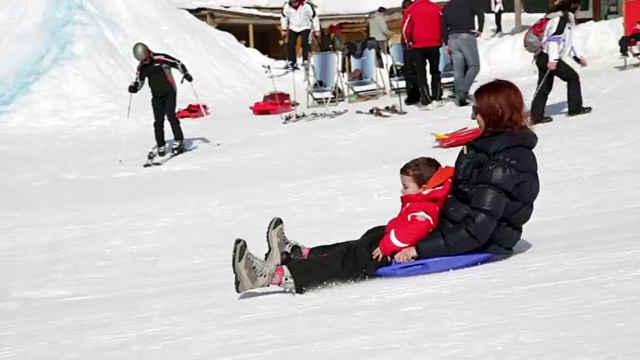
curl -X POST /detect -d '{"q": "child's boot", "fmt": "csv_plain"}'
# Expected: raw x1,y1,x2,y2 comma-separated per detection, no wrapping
264,217,307,265
232,239,276,293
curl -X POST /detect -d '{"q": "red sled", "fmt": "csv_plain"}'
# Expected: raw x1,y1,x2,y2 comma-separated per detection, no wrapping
250,91,296,115
433,127,481,148
176,103,209,119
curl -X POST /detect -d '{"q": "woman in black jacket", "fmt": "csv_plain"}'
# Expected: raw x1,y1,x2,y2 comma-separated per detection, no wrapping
410,78,540,260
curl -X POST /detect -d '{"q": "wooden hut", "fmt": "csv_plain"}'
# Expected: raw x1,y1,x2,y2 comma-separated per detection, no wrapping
181,1,409,60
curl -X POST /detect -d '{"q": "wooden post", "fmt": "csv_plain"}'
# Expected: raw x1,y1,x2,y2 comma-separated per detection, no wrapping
593,0,602,20
248,23,255,48
515,0,522,32
205,12,217,27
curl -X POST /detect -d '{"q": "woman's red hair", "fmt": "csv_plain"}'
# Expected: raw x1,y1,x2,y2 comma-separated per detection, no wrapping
473,79,530,134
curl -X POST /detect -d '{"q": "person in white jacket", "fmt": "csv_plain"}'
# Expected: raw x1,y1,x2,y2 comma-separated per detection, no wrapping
280,0,320,69
491,0,504,36
529,0,592,125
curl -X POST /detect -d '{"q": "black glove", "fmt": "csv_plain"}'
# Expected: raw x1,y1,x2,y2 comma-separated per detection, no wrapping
183,72,193,82
128,84,138,94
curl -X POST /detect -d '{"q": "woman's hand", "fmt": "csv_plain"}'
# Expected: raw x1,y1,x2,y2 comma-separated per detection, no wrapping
372,247,390,262
394,247,417,263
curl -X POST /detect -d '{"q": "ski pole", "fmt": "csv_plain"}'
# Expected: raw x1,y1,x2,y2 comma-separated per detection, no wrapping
189,82,208,118
532,69,551,100
127,93,132,119
120,93,133,164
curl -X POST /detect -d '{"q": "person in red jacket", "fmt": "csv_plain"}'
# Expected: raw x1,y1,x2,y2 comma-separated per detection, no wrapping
402,0,445,108
231,157,454,294
619,21,640,57
372,161,453,260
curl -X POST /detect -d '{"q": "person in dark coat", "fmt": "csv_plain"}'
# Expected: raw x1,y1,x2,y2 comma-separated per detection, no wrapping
397,79,540,260
128,42,192,156
334,79,539,262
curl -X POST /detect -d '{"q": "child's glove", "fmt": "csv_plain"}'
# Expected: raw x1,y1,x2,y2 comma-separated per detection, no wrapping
128,84,139,94
183,72,193,82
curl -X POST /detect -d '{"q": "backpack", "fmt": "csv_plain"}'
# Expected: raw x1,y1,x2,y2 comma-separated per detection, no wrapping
523,16,550,53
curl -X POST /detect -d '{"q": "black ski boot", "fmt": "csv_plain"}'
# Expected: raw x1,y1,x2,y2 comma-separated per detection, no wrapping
532,116,553,125
171,141,185,155
157,144,166,157
455,91,471,107
404,84,420,106
567,106,592,117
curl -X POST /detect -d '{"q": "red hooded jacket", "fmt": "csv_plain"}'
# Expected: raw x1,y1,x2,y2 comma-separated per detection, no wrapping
379,166,454,256
402,0,444,49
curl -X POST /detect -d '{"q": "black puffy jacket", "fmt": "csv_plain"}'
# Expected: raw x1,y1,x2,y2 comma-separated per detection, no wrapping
416,128,540,257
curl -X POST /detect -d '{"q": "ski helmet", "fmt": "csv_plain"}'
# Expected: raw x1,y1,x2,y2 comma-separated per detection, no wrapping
133,42,150,61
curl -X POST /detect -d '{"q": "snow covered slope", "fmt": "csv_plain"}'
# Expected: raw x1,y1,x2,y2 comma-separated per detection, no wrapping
2,8,640,360
0,0,271,128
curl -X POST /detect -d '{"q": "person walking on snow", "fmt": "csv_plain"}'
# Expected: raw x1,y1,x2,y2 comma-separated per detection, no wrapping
491,0,504,36
280,0,320,70
231,157,454,294
368,7,393,54
128,42,192,156
529,0,592,125
402,0,445,109
442,0,485,107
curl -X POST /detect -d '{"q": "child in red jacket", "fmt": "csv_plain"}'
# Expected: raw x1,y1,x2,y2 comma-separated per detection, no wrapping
231,157,454,294
372,158,453,261
619,21,640,57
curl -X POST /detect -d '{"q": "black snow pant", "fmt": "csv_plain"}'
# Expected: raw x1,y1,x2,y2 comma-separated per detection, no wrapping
403,46,420,102
530,52,583,122
152,91,184,147
495,10,503,33
285,225,389,293
619,33,640,56
287,29,311,66
414,46,443,103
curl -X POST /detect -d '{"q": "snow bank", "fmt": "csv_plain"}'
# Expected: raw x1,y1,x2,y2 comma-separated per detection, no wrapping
0,0,76,109
0,0,271,128
478,13,625,74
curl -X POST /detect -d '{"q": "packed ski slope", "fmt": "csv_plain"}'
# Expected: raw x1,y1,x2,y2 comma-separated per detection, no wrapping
2,1,640,358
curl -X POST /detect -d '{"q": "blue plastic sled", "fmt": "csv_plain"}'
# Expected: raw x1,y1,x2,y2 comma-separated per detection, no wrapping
373,253,494,277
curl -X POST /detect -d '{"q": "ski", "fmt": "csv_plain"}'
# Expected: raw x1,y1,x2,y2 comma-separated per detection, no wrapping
282,109,348,124
283,112,312,124
305,109,348,121
380,105,407,115
356,108,391,118
322,109,348,119
143,147,195,167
